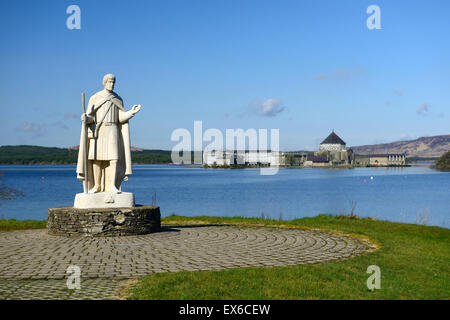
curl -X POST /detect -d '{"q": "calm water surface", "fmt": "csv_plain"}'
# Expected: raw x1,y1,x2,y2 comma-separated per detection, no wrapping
0,164,448,228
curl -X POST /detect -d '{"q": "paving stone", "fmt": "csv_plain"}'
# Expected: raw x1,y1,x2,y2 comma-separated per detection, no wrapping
0,225,371,299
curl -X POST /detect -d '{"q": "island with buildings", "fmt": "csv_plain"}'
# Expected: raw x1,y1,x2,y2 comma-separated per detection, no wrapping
203,131,407,168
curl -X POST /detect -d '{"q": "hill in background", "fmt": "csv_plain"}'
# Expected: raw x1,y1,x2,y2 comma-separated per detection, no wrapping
351,134,450,158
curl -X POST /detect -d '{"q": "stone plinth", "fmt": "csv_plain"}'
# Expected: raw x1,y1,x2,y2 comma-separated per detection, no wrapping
74,192,134,209
47,205,160,237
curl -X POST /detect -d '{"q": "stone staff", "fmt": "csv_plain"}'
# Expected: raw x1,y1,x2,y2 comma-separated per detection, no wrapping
82,92,88,194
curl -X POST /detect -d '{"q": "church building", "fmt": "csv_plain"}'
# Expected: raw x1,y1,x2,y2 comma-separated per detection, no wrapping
319,131,347,152
304,131,354,166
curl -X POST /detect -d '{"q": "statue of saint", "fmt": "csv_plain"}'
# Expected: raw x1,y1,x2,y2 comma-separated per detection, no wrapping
76,74,141,194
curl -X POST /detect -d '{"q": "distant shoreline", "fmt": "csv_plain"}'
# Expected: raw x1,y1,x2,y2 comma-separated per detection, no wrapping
0,162,425,169
0,162,172,165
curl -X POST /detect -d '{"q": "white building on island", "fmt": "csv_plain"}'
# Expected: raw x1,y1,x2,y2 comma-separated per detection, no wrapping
203,150,280,167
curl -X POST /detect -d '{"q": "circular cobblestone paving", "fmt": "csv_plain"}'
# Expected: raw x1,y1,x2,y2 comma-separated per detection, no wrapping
0,224,373,299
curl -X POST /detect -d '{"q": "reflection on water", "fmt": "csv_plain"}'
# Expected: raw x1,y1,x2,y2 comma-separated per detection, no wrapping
0,164,448,228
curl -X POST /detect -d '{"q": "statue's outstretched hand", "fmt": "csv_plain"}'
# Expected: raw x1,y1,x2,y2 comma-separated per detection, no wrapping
131,104,142,114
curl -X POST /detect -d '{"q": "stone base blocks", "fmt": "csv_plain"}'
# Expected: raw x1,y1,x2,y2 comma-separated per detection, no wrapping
74,192,135,209
47,205,161,237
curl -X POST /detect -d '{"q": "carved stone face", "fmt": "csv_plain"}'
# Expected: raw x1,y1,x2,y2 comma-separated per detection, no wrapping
104,78,115,92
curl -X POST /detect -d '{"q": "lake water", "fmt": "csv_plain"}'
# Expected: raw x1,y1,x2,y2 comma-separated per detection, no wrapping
0,164,448,228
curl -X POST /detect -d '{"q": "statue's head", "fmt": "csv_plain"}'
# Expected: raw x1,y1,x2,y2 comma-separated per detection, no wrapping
103,74,116,92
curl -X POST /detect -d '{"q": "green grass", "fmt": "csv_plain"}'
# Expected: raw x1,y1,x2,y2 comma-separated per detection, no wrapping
127,214,450,300
0,218,46,231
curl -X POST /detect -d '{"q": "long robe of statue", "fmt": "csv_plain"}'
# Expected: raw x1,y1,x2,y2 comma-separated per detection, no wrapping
76,74,141,194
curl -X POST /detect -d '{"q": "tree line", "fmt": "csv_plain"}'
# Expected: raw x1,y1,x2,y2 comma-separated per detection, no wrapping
0,145,172,164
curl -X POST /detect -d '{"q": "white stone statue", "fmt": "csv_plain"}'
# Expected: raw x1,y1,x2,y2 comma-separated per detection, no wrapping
74,74,141,208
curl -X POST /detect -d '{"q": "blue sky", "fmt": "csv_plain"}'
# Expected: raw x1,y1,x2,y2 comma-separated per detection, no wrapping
0,0,449,151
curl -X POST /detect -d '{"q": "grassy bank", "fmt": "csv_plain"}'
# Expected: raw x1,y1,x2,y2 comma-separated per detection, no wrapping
0,219,46,231
0,215,448,299
127,215,449,300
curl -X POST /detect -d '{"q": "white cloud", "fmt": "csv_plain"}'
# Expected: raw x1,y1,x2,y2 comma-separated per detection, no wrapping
238,98,287,118
416,102,429,116
260,98,285,117
16,120,68,138
313,73,326,80
64,112,79,120
16,122,45,137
